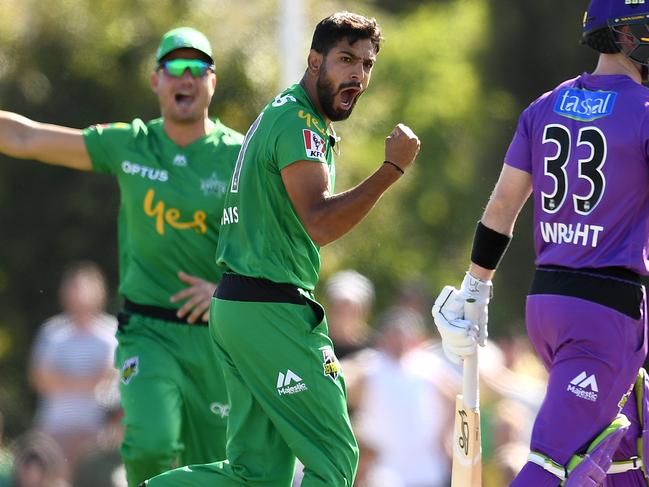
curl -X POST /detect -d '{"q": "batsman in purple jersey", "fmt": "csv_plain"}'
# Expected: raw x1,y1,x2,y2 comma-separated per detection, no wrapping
433,1,649,486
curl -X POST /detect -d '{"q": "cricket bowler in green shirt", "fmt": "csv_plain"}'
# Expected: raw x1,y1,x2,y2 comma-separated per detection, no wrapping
0,28,243,486
144,12,420,487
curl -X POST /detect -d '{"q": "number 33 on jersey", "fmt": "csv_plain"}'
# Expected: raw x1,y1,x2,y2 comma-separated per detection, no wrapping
504,73,649,275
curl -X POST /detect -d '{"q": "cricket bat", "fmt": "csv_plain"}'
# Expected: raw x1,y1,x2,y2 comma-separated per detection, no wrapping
451,302,482,487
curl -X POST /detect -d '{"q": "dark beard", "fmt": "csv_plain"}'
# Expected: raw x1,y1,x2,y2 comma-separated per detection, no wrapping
316,68,360,122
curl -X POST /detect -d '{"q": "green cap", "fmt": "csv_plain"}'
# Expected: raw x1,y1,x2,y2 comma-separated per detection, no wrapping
156,27,213,63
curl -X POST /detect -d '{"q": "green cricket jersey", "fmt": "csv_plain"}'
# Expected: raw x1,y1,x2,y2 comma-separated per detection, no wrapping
83,118,243,307
216,83,336,291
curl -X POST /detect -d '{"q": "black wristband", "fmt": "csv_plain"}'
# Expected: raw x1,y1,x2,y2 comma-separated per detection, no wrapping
383,160,404,175
471,221,512,270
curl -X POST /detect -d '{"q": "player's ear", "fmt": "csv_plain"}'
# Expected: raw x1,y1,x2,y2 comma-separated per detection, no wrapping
151,69,160,93
307,49,323,75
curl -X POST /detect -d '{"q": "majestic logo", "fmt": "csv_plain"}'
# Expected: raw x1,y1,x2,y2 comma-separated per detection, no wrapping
553,88,617,122
200,172,227,196
567,371,599,402
303,129,326,162
173,154,187,167
210,402,231,418
321,347,340,381
120,356,139,385
121,161,169,182
277,370,308,395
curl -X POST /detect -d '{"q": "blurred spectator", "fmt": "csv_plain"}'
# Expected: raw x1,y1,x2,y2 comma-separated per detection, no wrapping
4,430,68,487
323,270,375,359
394,278,431,318
353,426,404,487
72,400,126,487
28,261,118,478
475,339,545,486
352,306,455,487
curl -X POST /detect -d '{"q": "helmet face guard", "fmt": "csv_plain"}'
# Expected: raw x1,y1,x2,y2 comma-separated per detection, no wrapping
609,14,649,66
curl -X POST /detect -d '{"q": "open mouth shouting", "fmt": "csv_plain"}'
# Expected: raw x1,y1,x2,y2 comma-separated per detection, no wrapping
174,92,196,108
337,86,362,111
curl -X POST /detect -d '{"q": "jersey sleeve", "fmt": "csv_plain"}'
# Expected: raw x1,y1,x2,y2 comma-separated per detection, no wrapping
82,121,140,174
273,109,329,170
504,107,533,173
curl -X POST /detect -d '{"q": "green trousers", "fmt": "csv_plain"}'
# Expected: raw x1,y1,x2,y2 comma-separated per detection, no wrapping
115,313,229,486
145,293,358,487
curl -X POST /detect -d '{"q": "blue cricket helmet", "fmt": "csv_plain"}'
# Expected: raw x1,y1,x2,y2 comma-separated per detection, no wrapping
583,0,649,61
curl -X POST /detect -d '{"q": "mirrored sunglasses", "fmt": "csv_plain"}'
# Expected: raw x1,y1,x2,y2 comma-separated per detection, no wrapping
159,59,214,78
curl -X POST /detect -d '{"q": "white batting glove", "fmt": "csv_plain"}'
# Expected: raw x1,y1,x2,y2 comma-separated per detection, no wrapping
432,285,480,365
458,272,492,346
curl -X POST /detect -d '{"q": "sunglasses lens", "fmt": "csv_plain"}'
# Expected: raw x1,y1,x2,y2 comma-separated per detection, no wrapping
161,60,212,77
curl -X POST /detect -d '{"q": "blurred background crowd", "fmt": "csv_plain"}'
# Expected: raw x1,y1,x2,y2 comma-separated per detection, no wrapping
1,0,646,486
0,264,548,487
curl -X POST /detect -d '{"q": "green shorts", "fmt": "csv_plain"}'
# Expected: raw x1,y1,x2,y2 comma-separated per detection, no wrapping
145,273,358,487
115,309,228,486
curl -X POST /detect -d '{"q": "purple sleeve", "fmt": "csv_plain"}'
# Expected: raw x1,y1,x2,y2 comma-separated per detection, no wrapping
504,108,532,173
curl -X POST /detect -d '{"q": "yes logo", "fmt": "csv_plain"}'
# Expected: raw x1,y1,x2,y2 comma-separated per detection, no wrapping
143,189,207,235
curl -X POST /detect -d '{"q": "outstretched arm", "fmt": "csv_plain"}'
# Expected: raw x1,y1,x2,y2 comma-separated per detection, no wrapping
0,110,91,170
281,123,420,246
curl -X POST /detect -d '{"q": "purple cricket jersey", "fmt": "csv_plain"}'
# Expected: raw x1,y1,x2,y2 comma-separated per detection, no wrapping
505,73,649,275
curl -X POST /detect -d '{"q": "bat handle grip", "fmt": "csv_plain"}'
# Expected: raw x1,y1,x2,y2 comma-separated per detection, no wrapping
463,352,479,409
463,300,480,409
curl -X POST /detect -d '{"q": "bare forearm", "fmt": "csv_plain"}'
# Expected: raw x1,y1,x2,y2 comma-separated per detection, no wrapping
308,163,401,245
0,110,90,169
468,165,532,280
0,111,38,159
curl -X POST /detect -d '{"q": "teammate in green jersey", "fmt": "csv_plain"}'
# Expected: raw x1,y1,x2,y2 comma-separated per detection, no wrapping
145,12,420,487
0,27,243,486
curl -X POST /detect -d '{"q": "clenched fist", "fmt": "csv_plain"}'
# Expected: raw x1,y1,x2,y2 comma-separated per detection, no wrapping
384,123,420,173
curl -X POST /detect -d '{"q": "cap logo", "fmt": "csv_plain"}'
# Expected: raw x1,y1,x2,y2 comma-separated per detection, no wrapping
626,0,645,4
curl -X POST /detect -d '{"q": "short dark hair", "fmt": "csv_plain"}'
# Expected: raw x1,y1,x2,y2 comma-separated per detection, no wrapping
310,12,383,56
583,27,620,54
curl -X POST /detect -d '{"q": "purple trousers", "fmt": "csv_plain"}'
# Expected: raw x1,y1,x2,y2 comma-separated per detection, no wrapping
511,291,647,487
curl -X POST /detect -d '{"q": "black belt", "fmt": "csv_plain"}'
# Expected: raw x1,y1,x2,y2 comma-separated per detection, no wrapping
123,298,208,326
215,273,308,304
530,266,644,319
